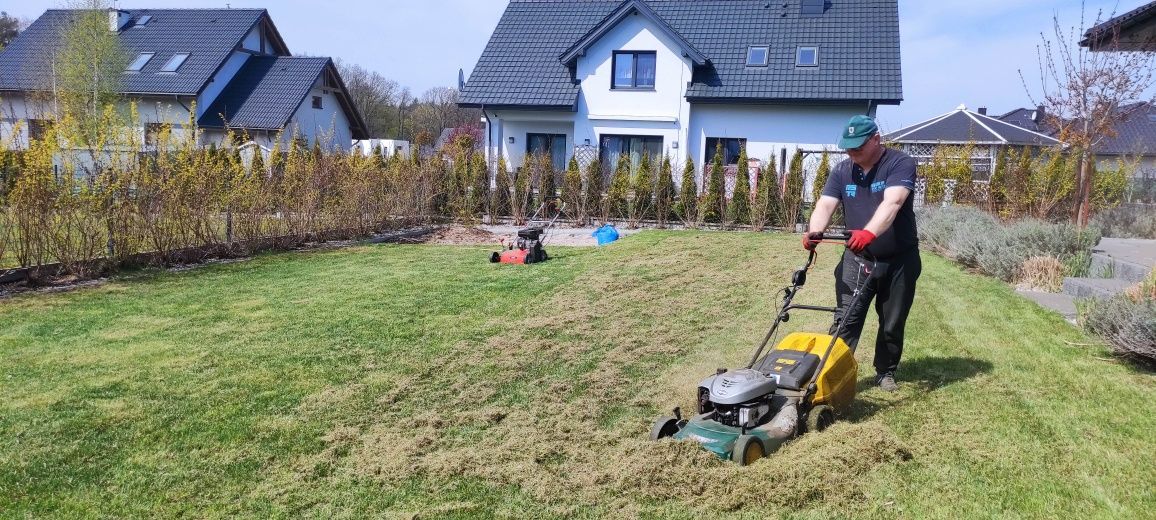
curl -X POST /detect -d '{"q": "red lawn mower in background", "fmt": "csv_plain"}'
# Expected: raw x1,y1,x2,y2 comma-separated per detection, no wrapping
490,197,565,265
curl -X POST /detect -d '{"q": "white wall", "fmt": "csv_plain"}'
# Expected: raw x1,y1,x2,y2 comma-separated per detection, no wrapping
286,79,353,150
198,51,251,119
1,93,194,149
241,24,262,53
573,11,693,165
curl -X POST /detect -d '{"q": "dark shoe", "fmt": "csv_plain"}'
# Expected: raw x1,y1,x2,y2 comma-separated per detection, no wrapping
876,372,898,392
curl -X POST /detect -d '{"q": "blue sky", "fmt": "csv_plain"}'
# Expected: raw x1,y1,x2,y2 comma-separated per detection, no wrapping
3,0,1144,132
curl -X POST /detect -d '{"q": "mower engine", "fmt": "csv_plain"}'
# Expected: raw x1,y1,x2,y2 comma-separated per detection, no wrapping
698,369,778,429
490,226,548,264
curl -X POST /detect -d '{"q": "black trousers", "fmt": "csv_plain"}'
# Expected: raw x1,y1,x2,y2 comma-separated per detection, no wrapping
829,248,922,375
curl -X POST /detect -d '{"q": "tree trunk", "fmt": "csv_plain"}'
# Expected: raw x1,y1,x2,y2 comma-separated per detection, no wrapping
1076,153,1094,227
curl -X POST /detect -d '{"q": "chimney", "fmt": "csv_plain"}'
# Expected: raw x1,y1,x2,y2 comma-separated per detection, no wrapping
978,107,987,116
108,9,130,32
1032,105,1045,123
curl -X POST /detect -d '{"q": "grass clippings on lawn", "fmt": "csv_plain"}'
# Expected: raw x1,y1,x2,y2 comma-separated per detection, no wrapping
1,231,1153,519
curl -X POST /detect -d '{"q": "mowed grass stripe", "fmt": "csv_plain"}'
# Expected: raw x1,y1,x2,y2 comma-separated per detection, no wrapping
0,232,1151,519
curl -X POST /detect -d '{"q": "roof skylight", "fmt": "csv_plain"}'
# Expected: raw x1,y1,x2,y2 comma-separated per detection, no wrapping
160,53,189,73
126,52,154,72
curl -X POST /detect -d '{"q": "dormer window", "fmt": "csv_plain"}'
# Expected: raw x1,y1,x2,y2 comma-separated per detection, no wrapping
160,53,189,72
747,46,769,67
126,52,154,72
796,46,819,67
612,51,656,90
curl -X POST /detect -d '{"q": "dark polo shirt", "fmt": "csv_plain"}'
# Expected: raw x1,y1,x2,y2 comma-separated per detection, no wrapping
821,148,919,259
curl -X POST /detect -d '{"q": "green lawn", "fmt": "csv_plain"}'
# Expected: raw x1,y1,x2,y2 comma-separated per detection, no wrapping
0,231,1152,519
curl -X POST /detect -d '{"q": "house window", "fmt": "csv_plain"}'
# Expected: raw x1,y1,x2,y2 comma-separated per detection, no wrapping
705,137,747,166
612,51,656,89
796,46,819,67
134,15,152,27
599,134,663,173
160,53,189,72
126,52,154,72
746,46,769,66
312,96,323,109
527,133,567,172
27,119,53,142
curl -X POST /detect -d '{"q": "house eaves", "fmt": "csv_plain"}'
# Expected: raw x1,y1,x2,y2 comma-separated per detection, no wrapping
559,0,707,67
1080,0,1156,50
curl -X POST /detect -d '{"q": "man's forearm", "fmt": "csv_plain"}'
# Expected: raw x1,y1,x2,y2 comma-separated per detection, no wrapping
864,198,903,236
808,197,838,233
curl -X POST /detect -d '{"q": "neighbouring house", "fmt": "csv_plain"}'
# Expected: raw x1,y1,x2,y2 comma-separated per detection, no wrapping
1080,0,1156,51
457,0,903,191
353,138,411,159
999,103,1156,202
885,104,1062,181
0,8,368,153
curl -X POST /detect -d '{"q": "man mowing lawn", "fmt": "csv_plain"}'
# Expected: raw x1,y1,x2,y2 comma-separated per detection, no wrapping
804,114,921,392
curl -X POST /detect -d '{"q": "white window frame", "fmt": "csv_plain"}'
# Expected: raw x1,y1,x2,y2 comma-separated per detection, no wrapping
796,46,819,67
160,53,189,73
126,52,155,72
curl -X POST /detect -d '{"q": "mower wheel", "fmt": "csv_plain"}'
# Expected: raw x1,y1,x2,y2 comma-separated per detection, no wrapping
804,404,835,434
649,416,680,441
732,435,766,466
490,252,500,263
524,251,535,264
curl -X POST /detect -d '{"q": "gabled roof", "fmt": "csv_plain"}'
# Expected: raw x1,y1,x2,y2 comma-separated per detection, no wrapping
460,0,903,109
886,105,1061,147
198,56,368,139
559,0,706,67
0,9,287,96
1081,1,1156,51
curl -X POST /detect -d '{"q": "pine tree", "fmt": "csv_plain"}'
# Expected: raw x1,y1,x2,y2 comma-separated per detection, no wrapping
563,156,584,224
675,156,697,227
494,156,510,219
584,155,605,223
655,155,675,228
783,149,805,229
630,152,654,226
470,152,488,218
728,145,751,226
812,149,831,204
701,141,726,224
607,153,631,221
537,154,556,210
512,155,531,224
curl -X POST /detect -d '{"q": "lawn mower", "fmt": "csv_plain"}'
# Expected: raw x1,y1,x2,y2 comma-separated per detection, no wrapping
650,232,876,465
489,197,565,265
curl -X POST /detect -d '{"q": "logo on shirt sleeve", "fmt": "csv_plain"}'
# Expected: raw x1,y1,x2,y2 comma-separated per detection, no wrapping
871,181,886,193
845,184,857,198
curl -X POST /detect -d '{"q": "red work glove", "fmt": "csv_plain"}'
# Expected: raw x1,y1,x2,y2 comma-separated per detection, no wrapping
802,231,823,251
847,229,876,253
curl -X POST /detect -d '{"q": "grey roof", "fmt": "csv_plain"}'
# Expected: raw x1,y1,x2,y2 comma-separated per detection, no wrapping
1095,102,1156,156
1081,1,1156,50
997,107,1055,135
199,56,368,139
0,8,285,95
459,0,903,109
886,106,1061,146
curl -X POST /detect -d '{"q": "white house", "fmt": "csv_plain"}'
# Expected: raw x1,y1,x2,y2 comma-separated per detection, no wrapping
459,0,903,188
0,8,367,152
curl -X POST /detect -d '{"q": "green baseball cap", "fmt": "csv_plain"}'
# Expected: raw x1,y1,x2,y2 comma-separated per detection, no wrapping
838,115,879,149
